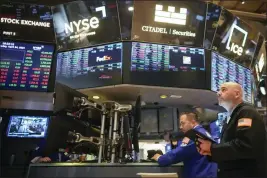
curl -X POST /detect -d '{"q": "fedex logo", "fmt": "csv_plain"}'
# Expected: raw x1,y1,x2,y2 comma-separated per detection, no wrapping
33,46,43,51
154,4,187,25
226,24,248,56
96,56,112,62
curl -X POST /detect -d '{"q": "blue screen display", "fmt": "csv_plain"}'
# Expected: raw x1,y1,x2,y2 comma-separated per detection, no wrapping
6,115,49,138
56,43,122,89
210,112,228,143
0,41,54,91
211,52,252,103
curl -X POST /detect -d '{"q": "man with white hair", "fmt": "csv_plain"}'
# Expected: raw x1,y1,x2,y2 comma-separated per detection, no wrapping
198,82,267,178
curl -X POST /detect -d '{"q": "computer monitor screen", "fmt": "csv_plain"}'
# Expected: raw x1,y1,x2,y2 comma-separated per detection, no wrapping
6,115,49,138
52,0,121,51
131,1,206,47
128,42,206,88
210,112,227,143
140,109,158,133
203,3,222,49
211,9,257,68
0,41,55,92
56,43,122,89
211,52,252,103
0,3,54,43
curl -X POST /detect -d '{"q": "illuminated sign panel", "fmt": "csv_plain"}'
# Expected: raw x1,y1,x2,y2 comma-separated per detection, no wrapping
0,3,54,42
52,0,120,51
225,24,248,56
131,1,206,47
211,9,257,68
154,5,187,25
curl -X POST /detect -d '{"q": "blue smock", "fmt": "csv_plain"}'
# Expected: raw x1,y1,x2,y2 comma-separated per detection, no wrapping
158,125,218,178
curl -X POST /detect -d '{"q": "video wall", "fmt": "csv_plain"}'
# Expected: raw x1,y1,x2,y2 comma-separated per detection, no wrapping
52,0,121,51
131,1,206,47
0,0,266,98
211,52,252,103
126,42,206,88
0,3,54,43
56,43,122,89
211,9,258,68
0,41,54,92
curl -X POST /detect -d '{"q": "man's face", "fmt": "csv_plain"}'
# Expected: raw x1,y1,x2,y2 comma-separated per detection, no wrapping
217,85,237,108
179,115,194,133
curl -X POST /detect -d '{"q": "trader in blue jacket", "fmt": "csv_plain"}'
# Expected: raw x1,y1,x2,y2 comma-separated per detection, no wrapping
152,112,218,178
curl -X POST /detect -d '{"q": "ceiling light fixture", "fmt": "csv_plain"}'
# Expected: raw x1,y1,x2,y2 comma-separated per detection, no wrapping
241,0,245,4
170,95,182,99
128,6,134,11
160,95,168,99
93,96,100,99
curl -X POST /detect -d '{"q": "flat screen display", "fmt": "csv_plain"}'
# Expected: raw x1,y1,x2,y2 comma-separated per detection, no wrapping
52,0,121,51
211,52,252,103
203,3,222,49
211,9,258,68
56,43,122,89
6,115,49,138
210,112,227,143
0,3,54,43
140,109,158,133
0,41,54,92
131,1,206,47
251,35,266,86
128,42,206,89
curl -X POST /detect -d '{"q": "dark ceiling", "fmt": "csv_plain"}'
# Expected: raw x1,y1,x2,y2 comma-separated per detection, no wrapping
204,0,267,14
2,0,267,14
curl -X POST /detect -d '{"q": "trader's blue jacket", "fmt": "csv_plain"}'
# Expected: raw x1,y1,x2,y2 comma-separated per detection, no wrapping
158,125,218,178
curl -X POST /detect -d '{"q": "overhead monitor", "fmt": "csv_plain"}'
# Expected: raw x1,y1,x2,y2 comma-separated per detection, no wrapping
0,41,55,92
0,3,54,43
211,9,257,68
6,115,49,138
251,35,266,87
127,42,206,89
56,43,122,89
203,3,222,49
211,52,252,103
131,1,206,47
52,0,121,51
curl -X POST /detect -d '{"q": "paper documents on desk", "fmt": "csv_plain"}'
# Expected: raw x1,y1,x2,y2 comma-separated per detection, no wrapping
137,173,178,178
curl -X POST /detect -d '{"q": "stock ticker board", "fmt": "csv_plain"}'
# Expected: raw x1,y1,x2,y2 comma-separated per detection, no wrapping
131,42,205,72
56,43,122,89
126,42,206,89
211,52,252,103
0,41,54,91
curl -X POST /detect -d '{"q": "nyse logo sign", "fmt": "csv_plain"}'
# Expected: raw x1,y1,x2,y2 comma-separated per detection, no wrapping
154,4,187,25
226,24,248,56
64,6,106,35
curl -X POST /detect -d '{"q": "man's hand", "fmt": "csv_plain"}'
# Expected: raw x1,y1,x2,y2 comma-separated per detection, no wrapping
198,138,212,156
39,157,51,162
151,153,161,161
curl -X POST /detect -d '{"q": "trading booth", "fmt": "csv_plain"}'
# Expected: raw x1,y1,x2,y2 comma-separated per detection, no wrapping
0,1,266,178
